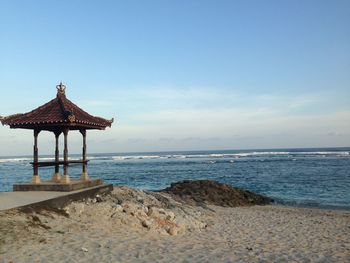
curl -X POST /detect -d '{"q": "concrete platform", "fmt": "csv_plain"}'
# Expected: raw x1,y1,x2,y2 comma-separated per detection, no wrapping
13,179,103,192
0,184,113,211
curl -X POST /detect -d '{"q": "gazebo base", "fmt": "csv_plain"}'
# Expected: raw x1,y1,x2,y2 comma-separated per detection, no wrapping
13,179,103,192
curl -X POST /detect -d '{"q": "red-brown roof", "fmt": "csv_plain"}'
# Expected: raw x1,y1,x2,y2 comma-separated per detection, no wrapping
0,83,114,131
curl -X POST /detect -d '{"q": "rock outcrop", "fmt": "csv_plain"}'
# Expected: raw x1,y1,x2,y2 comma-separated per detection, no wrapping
161,180,273,207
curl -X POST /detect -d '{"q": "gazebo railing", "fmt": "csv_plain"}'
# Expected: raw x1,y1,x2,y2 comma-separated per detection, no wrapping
30,160,89,167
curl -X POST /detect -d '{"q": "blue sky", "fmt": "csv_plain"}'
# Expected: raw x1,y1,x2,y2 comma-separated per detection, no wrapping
0,0,349,155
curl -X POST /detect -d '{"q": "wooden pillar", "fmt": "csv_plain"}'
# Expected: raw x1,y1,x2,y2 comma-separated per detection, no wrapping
80,129,89,181
62,129,70,183
52,131,62,182
32,129,41,184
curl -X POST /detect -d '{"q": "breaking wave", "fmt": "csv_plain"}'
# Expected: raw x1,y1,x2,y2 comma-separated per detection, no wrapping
106,151,350,161
0,150,349,164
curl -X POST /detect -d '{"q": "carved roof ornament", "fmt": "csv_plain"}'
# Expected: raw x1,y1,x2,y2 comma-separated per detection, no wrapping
56,82,66,96
67,108,76,123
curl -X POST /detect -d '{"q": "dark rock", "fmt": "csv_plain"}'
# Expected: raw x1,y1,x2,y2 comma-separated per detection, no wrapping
31,215,41,223
161,180,273,207
95,195,103,203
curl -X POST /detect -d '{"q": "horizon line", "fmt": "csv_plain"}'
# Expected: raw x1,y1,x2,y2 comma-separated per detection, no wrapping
0,146,349,158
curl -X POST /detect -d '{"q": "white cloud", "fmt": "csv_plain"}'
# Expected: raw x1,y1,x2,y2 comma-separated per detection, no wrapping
0,86,349,155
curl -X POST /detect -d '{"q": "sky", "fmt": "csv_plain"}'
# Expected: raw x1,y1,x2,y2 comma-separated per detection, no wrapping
0,0,349,156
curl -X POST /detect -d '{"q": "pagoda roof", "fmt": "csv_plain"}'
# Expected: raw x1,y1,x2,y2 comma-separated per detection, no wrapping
0,83,114,131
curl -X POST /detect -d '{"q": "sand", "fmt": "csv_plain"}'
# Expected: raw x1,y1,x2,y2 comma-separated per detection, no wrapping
1,186,349,263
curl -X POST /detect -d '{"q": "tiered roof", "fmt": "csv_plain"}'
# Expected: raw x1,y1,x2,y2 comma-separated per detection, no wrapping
0,83,114,131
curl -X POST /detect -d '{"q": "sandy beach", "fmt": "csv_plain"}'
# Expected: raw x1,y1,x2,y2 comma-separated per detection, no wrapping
1,0,349,262
1,185,349,263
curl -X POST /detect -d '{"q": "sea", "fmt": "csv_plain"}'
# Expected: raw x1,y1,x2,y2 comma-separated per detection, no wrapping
0,147,349,210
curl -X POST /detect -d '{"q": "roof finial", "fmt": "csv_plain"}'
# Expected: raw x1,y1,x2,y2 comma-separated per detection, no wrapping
56,82,66,96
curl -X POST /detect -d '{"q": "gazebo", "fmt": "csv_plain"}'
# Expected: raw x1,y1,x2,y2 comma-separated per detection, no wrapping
0,83,113,191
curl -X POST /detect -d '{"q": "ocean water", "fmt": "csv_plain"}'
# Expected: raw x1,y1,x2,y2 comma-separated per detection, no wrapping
0,148,350,210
